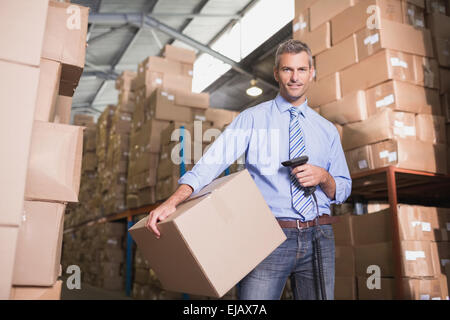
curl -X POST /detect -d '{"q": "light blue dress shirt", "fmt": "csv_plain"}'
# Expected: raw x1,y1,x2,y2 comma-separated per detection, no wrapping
178,94,352,221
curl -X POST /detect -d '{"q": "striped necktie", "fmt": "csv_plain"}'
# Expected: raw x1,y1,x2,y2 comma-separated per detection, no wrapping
289,107,312,220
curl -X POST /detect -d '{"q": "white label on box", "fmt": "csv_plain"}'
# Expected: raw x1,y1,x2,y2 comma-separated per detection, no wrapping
168,95,175,101
415,19,424,27
188,70,193,76
107,239,118,245
293,22,300,32
195,115,206,121
407,8,414,16
394,120,404,128
156,78,162,84
358,160,368,169
161,153,168,160
379,150,389,159
364,33,380,46
441,259,450,266
161,91,168,96
388,152,397,163
405,250,425,261
446,222,450,231
420,294,430,300
403,126,416,136
393,127,401,136
376,94,395,108
421,222,431,232
431,297,441,300
391,57,408,69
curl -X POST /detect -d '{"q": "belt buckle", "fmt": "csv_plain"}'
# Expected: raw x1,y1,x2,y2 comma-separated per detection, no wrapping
296,220,309,230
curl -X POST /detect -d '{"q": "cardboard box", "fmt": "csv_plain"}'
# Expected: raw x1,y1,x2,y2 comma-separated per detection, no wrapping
0,226,19,299
164,44,196,64
13,201,65,286
133,119,170,154
442,93,450,123
331,214,354,246
336,246,356,276
426,13,450,39
425,0,447,14
293,21,331,56
357,276,445,300
0,61,40,226
335,276,357,300
340,49,416,96
320,90,367,125
294,0,318,19
292,9,310,34
205,108,239,128
307,72,341,107
35,58,61,122
440,67,450,94
402,0,426,28
365,80,441,116
73,113,94,126
42,1,89,83
115,70,137,91
10,280,62,300
309,0,356,31
331,0,403,45
315,34,358,80
129,170,287,298
355,240,436,277
53,95,72,124
432,241,450,276
0,0,49,66
342,109,416,151
134,151,159,176
147,89,206,122
25,121,83,202
345,145,373,173
433,37,450,68
136,57,186,89
370,138,447,174
355,19,434,62
416,114,447,144
413,56,440,89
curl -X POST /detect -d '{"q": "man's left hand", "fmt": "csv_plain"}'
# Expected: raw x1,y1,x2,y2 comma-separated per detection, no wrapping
291,164,327,188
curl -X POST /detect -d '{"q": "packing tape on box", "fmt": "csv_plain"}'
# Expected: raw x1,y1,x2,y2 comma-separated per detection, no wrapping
376,94,395,108
405,250,425,261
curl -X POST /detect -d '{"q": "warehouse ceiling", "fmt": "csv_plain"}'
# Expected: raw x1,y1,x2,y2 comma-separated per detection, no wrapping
71,0,291,119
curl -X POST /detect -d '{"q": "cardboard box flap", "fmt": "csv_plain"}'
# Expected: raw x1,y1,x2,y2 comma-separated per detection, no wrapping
188,170,245,201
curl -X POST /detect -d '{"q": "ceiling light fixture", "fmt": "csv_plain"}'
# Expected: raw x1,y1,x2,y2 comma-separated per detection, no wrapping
246,79,263,97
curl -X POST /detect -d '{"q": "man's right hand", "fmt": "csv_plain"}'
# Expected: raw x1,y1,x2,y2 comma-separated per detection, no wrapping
144,184,194,239
145,201,177,239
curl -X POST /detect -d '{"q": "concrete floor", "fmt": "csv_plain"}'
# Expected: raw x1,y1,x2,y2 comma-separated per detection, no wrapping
60,279,132,300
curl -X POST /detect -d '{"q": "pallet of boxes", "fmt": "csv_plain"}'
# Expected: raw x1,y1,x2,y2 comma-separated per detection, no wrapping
0,0,89,299
293,0,449,299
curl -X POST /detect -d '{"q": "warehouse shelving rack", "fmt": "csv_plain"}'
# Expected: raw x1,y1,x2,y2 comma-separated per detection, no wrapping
64,126,233,298
350,166,450,300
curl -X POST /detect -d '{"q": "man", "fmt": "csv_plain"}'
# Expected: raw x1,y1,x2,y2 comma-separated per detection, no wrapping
146,40,352,300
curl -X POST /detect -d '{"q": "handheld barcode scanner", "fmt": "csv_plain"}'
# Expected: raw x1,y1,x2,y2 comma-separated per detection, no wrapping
281,155,328,300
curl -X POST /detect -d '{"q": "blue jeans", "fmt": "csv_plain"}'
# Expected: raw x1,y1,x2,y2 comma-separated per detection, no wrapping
238,224,335,300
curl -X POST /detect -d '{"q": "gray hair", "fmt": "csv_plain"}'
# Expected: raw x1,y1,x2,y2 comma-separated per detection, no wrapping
274,39,313,70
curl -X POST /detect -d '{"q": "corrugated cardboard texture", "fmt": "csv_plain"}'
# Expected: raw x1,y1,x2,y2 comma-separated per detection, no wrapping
53,95,72,124
0,61,40,226
416,114,447,144
293,21,331,56
0,0,49,66
345,144,373,174
0,226,19,299
413,56,440,89
25,121,83,202
321,90,367,125
35,58,61,122
164,44,196,64
310,0,355,31
130,170,286,298
307,72,341,107
13,201,65,286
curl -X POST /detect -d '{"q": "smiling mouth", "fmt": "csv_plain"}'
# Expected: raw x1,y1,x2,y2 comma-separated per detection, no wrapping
288,84,303,88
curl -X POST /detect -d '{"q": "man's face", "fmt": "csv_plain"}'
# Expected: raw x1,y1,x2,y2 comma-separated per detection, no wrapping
273,52,315,103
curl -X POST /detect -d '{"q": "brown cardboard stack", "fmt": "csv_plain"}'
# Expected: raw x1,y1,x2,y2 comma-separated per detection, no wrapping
0,0,88,300
293,0,447,175
333,205,449,300
0,0,48,299
61,222,126,291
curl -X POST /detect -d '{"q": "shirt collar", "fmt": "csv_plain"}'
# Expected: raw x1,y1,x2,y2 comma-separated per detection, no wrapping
275,93,308,118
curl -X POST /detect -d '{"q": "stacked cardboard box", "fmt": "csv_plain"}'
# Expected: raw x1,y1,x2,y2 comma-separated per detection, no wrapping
0,0,89,299
333,205,449,300
61,222,127,291
293,0,447,175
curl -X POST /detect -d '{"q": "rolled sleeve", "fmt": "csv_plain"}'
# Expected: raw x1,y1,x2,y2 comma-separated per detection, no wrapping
328,127,352,205
177,110,253,195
